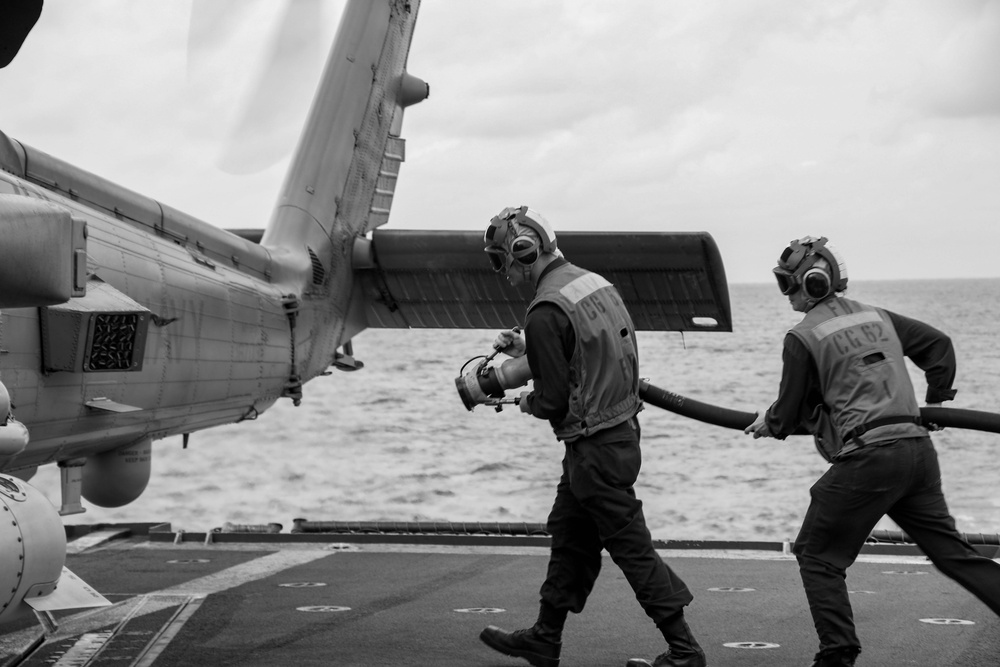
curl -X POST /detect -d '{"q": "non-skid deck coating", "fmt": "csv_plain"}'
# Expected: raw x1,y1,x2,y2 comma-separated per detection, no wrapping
2,531,998,667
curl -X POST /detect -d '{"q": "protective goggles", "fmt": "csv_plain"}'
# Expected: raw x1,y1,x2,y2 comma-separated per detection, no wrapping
773,269,800,295
773,236,825,295
485,237,539,274
485,246,509,273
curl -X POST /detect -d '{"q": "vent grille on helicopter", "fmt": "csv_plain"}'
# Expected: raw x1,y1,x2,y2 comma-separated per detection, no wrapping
40,279,151,374
86,314,140,371
308,247,325,286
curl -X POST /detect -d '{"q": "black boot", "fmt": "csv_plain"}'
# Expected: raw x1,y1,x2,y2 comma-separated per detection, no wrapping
480,624,561,667
625,614,706,667
810,647,861,666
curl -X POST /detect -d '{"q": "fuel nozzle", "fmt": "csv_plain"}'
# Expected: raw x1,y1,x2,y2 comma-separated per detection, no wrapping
455,354,533,411
454,328,533,411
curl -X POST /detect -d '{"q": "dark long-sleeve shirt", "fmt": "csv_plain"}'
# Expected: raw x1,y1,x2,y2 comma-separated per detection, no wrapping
765,307,958,439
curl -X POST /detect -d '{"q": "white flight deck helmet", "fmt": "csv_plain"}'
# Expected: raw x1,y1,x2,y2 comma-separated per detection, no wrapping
773,236,848,306
484,206,558,275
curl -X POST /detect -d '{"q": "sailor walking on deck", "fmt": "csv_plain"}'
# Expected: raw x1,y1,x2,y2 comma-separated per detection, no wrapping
745,236,1000,667
477,206,706,667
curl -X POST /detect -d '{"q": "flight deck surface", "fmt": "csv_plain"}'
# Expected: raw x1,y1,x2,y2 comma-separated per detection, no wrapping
1,526,998,667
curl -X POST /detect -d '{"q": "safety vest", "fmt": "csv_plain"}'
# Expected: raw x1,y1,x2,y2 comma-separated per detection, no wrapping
528,262,642,441
789,297,926,453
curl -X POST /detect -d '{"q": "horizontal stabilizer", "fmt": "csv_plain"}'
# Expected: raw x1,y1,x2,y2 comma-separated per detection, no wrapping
357,230,731,331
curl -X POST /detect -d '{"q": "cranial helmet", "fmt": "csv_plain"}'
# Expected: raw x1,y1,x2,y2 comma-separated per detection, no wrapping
484,205,557,273
773,236,848,301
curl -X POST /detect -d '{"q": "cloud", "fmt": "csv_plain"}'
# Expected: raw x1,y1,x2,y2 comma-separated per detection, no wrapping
409,2,771,140
907,0,1000,118
868,0,1000,120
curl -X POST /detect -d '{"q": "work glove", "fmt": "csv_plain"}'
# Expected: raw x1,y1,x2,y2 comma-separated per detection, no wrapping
494,328,526,358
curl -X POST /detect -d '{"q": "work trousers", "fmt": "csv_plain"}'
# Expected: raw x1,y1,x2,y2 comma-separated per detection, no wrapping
793,436,1000,653
539,419,694,626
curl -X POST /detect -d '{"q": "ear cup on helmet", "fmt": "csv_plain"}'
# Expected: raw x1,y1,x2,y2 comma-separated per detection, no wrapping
773,235,848,301
803,266,831,299
510,234,540,265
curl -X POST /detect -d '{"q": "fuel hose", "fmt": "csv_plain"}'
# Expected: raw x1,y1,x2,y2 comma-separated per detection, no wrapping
638,379,1000,435
638,380,757,431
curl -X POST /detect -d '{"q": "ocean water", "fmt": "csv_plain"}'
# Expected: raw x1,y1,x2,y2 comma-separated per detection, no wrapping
29,279,1000,541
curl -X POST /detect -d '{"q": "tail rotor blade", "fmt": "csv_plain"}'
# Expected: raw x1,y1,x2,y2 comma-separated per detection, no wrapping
185,0,328,175
217,0,324,174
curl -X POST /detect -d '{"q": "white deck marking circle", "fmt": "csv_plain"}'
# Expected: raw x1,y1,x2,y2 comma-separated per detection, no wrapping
723,642,781,649
156,550,331,595
280,582,328,588
920,618,975,625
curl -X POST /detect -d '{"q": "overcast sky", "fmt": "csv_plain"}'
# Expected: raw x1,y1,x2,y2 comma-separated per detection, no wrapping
2,0,998,284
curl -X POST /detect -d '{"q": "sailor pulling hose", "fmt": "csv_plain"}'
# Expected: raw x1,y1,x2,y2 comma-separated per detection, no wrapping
743,235,1000,667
